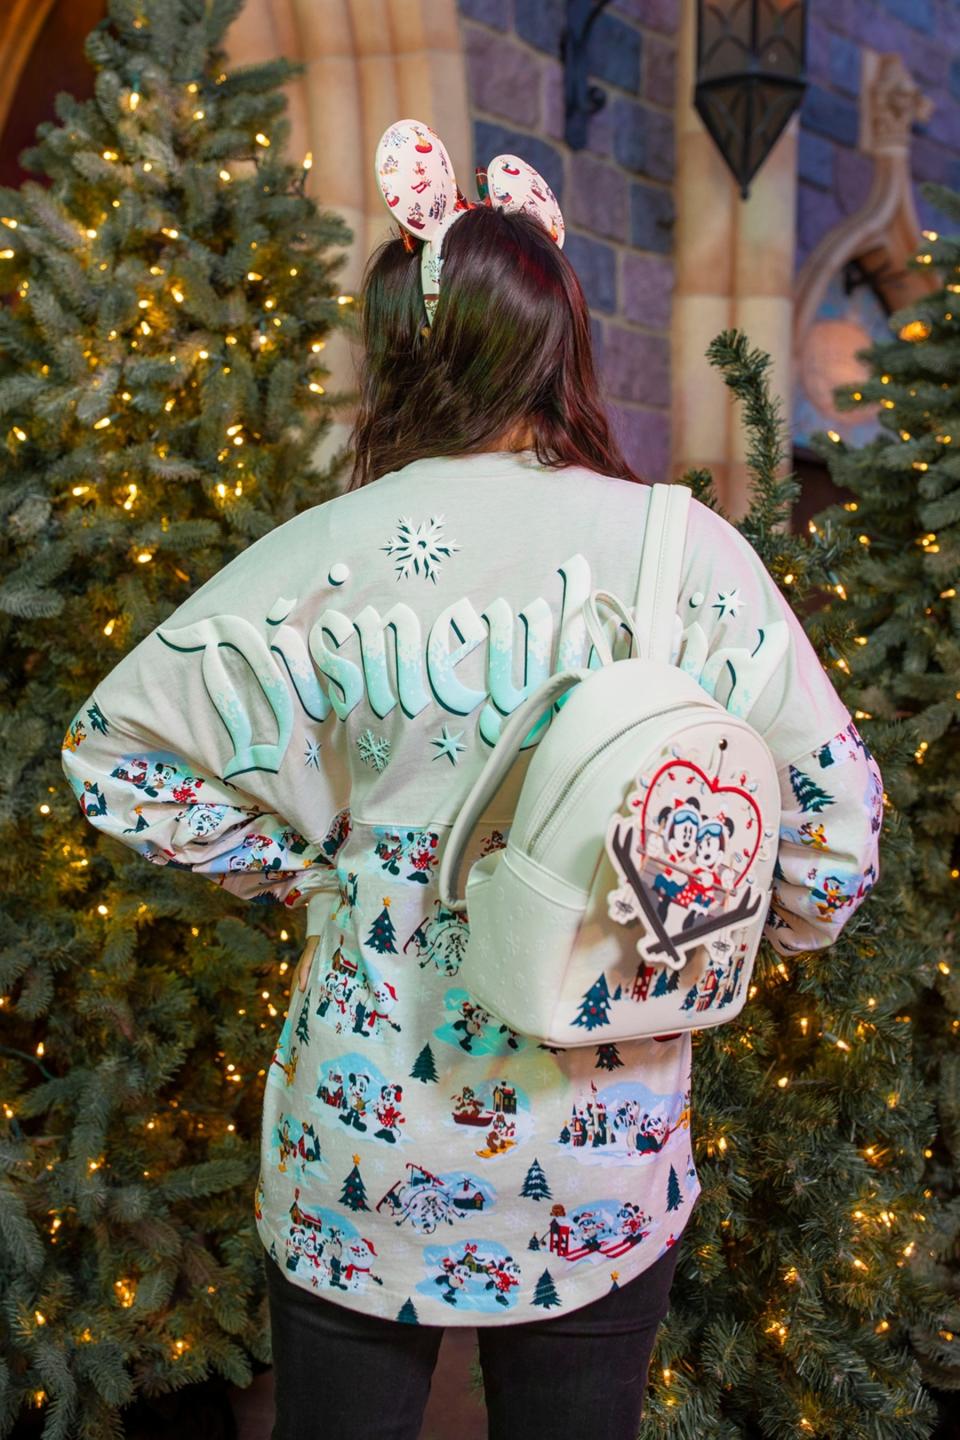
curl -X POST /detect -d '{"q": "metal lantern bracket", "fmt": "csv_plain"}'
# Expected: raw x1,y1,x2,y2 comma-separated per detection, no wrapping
561,0,613,151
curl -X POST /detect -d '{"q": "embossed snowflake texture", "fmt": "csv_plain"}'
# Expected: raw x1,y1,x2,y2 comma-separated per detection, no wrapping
357,729,391,772
382,515,461,583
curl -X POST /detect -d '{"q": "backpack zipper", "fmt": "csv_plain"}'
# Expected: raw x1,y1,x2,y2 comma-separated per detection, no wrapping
526,701,695,858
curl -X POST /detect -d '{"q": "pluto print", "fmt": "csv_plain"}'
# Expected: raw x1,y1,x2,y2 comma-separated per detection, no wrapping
62,450,883,1325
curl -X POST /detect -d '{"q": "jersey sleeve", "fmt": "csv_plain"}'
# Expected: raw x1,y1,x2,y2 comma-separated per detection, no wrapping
674,497,883,956
60,524,351,913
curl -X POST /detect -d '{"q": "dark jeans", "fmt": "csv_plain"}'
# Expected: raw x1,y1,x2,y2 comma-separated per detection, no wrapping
263,1240,680,1440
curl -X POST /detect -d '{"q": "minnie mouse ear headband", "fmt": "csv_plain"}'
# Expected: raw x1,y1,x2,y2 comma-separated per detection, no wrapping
374,117,565,327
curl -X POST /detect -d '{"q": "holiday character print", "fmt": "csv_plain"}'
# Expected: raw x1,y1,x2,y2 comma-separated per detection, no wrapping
403,900,470,976
312,937,402,1042
448,1077,532,1159
647,797,701,914
376,1161,494,1234
373,827,440,884
418,1239,521,1312
528,1197,653,1263
283,1190,383,1293
267,1007,300,1087
335,869,360,918
810,872,855,921
435,989,525,1055
313,1054,408,1146
273,1112,323,1175
556,1078,686,1164
604,746,772,977
798,820,828,849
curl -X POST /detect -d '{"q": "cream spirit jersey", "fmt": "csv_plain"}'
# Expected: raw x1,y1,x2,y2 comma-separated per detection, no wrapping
61,450,883,1324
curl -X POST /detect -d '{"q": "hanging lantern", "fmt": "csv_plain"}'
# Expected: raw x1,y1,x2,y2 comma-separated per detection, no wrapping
694,0,808,200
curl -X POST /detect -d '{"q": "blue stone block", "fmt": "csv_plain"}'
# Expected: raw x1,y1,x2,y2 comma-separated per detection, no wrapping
829,34,860,96
629,181,675,255
881,0,933,32
611,98,648,173
590,12,642,94
473,121,565,204
514,0,565,55
563,231,617,313
800,82,859,146
798,128,834,188
458,0,510,27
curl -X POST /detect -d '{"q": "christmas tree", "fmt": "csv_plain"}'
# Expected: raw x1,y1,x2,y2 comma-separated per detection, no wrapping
571,972,612,1031
665,1164,683,1213
595,1042,624,1070
365,898,398,954
788,763,836,813
410,1042,438,1084
635,330,948,1437
0,0,354,1426
802,180,960,1418
531,1269,561,1311
396,1297,419,1325
339,1155,369,1212
519,1157,552,1202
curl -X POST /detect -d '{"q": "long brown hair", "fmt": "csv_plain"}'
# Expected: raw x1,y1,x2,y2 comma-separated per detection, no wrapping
346,205,648,490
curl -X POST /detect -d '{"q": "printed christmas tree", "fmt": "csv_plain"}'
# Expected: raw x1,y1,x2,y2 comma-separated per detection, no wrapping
788,764,835,813
652,966,680,998
365,898,398,954
396,1298,419,1325
595,1042,624,1071
339,1155,370,1212
531,1269,561,1311
666,1164,683,1213
410,1042,438,1083
519,1157,552,1202
295,992,311,1045
571,972,612,1031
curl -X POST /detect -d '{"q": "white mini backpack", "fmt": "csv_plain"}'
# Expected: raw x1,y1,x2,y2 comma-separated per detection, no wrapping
438,484,782,1047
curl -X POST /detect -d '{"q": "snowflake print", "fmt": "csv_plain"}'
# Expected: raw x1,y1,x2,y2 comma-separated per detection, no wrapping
304,739,322,769
357,729,391,773
712,588,744,619
430,724,466,765
382,515,461,583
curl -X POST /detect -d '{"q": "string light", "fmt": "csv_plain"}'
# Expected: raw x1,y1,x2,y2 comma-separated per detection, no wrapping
255,132,270,147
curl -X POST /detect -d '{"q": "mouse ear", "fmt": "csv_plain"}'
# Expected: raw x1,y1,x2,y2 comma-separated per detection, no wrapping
374,118,460,243
484,153,565,248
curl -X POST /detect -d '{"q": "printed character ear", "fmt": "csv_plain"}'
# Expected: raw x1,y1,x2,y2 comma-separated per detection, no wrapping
374,118,460,243
685,796,701,812
485,152,565,248
657,805,672,826
724,816,735,836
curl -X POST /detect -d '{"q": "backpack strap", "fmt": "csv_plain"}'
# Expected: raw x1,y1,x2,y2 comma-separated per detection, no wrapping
438,484,692,914
438,667,589,914
633,483,691,663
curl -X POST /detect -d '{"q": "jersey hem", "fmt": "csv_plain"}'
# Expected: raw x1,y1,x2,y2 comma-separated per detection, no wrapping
255,1185,700,1329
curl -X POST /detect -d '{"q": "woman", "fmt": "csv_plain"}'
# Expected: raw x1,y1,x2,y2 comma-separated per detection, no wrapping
61,130,883,1440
